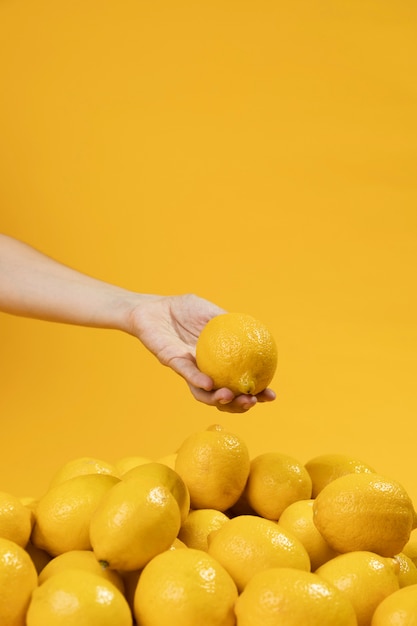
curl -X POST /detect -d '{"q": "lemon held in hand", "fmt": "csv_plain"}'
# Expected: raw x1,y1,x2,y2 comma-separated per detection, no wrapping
196,312,277,395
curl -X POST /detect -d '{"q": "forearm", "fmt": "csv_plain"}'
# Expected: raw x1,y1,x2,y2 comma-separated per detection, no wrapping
0,234,140,332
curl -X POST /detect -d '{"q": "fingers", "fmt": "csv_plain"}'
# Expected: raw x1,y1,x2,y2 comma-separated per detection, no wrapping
188,384,276,414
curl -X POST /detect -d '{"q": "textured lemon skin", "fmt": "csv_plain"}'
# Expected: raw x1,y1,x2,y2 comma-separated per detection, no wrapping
234,567,358,626
313,472,417,557
196,312,277,395
316,551,400,626
133,548,238,626
26,569,132,626
0,537,38,626
174,428,250,511
89,475,182,571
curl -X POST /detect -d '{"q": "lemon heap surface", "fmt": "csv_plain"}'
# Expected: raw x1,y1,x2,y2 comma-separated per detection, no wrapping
2,424,417,625
196,312,278,395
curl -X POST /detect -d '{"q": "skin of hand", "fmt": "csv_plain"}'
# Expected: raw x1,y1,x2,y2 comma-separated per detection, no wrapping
0,234,276,413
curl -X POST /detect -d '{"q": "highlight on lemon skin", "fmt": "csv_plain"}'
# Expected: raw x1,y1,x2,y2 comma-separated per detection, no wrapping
195,312,278,396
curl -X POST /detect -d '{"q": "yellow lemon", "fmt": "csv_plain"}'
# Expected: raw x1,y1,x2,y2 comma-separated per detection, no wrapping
305,453,376,497
0,537,38,626
394,552,417,587
90,474,181,570
316,551,400,626
403,528,417,566
113,455,153,476
122,461,190,523
207,514,310,592
0,490,32,547
234,567,357,626
26,569,132,626
31,473,119,556
178,508,230,551
278,499,337,570
48,456,120,487
133,547,237,626
241,451,313,520
38,549,125,593
371,584,417,625
195,312,277,395
174,426,250,511
313,472,417,556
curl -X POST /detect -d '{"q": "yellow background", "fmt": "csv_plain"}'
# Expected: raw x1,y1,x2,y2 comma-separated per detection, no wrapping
1,1,416,501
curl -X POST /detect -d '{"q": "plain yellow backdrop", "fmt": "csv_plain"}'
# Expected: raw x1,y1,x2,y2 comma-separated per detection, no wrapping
1,1,416,502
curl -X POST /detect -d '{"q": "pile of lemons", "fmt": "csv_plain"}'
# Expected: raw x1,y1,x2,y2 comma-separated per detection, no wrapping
1,424,417,626
1,314,417,625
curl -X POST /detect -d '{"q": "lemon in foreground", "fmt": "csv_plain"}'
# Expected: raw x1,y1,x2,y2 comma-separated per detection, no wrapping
195,312,277,395
0,537,38,626
394,552,417,587
207,514,310,592
316,551,400,626
48,456,119,488
122,461,190,523
0,490,32,548
305,453,376,498
178,508,230,551
26,569,132,626
38,549,125,593
278,499,337,570
234,567,357,626
403,528,417,566
371,583,417,625
133,547,237,626
313,472,417,556
31,473,120,556
175,425,250,511
90,474,181,570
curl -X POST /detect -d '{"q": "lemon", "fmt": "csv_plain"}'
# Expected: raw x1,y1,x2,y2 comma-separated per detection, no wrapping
38,549,125,593
278,499,337,570
114,455,153,476
174,425,250,511
0,490,32,547
313,472,417,556
207,514,310,592
234,567,358,626
316,551,400,626
371,584,417,625
305,453,376,497
394,552,417,587
31,473,120,556
241,451,313,520
122,461,190,523
178,508,230,551
403,528,417,566
195,312,277,395
133,547,238,626
0,537,38,626
48,456,120,488
90,474,181,570
26,569,132,626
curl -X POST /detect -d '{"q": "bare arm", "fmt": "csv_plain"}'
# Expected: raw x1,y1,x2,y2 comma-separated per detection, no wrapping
0,234,275,412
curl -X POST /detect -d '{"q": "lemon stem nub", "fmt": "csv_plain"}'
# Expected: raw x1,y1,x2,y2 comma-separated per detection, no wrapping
99,560,110,569
239,374,255,395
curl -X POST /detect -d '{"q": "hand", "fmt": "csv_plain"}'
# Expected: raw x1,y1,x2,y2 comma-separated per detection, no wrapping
127,293,276,413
